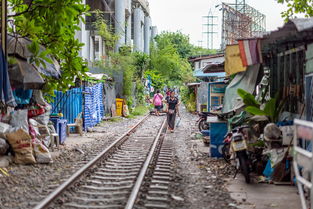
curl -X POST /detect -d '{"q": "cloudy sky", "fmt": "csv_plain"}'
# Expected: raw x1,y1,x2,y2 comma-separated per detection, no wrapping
149,0,288,48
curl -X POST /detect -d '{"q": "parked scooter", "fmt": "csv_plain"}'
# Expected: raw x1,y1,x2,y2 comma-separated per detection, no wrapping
197,111,214,132
196,106,233,132
222,125,251,183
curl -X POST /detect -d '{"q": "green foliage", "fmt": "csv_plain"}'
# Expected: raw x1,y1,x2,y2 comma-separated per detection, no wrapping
94,10,118,54
155,31,194,59
133,52,150,80
9,0,89,95
150,41,195,87
277,0,313,20
135,81,145,105
181,86,196,112
131,105,149,116
109,53,135,100
144,69,167,91
237,89,284,122
237,88,260,108
191,47,218,56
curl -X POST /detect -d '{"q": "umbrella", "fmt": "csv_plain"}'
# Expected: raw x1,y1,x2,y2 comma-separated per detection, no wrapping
9,58,45,90
7,34,61,79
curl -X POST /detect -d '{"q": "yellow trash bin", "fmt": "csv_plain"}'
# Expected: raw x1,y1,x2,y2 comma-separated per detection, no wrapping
116,98,124,116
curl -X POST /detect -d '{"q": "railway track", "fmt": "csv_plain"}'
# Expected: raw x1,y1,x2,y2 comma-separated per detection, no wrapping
33,114,173,209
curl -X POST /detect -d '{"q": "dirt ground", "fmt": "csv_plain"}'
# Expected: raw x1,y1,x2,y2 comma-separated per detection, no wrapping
0,107,302,209
167,106,301,209
0,116,146,209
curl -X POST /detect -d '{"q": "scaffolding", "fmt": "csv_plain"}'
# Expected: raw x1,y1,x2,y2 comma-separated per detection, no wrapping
220,0,266,49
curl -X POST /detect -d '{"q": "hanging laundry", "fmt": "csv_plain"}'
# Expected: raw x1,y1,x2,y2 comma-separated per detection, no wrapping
0,45,16,107
238,39,263,67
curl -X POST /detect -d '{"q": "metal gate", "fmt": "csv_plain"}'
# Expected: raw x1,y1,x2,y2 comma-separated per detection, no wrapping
294,119,313,209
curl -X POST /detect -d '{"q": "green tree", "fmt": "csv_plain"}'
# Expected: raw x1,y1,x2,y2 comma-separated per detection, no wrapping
149,32,195,89
277,0,313,20
155,31,194,59
191,46,218,56
8,0,89,95
133,52,150,80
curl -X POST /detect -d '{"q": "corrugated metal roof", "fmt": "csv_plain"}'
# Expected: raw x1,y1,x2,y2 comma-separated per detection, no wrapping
262,17,313,51
290,18,313,32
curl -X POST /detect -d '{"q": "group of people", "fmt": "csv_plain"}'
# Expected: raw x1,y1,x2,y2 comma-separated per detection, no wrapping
152,89,180,133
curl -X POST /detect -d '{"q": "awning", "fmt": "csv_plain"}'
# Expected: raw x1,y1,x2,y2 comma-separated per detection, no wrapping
222,64,260,113
193,70,226,78
187,82,201,87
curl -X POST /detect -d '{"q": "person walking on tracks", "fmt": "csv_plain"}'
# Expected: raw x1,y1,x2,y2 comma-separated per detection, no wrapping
166,91,180,133
153,90,163,116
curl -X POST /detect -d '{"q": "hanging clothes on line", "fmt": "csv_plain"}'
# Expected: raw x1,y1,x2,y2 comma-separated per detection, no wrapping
0,45,16,107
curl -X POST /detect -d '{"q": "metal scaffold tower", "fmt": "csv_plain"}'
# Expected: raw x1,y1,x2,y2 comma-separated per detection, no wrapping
220,0,266,49
203,9,218,50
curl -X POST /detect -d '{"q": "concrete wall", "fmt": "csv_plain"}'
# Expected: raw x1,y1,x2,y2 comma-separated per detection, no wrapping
77,0,154,61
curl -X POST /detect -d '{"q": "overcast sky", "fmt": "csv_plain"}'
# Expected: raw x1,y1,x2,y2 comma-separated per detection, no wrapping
149,0,288,48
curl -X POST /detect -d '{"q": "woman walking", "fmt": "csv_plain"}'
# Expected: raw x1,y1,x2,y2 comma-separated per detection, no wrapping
166,91,180,133
153,90,163,116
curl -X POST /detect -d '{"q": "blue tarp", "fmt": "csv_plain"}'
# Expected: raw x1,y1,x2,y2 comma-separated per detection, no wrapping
84,83,104,130
50,87,83,125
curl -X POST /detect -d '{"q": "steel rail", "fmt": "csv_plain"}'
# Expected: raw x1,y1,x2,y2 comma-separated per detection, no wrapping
125,118,167,209
34,114,150,209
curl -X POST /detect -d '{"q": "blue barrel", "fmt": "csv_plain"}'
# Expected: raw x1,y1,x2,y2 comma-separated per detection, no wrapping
210,122,227,158
58,119,67,144
50,118,67,144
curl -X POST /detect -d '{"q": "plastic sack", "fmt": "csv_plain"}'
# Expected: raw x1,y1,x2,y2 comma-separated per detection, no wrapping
33,139,52,164
33,105,51,125
10,109,29,133
280,125,294,145
6,129,36,164
32,90,49,106
28,104,46,118
0,122,11,138
123,104,129,117
0,111,12,124
29,119,40,137
0,138,9,155
264,123,282,141
267,148,288,168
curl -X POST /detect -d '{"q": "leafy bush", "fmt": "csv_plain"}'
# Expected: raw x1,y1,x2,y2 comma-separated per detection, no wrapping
237,88,285,122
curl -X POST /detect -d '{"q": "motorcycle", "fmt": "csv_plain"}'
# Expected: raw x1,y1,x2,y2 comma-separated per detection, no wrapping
197,106,233,132
197,112,212,132
222,125,251,183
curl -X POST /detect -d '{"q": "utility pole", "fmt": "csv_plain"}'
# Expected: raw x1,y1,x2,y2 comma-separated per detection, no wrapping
202,9,218,50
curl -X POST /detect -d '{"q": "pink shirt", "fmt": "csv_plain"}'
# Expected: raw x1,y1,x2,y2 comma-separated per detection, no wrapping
153,93,163,106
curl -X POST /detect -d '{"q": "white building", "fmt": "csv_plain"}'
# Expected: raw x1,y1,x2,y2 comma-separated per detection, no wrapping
75,0,157,64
